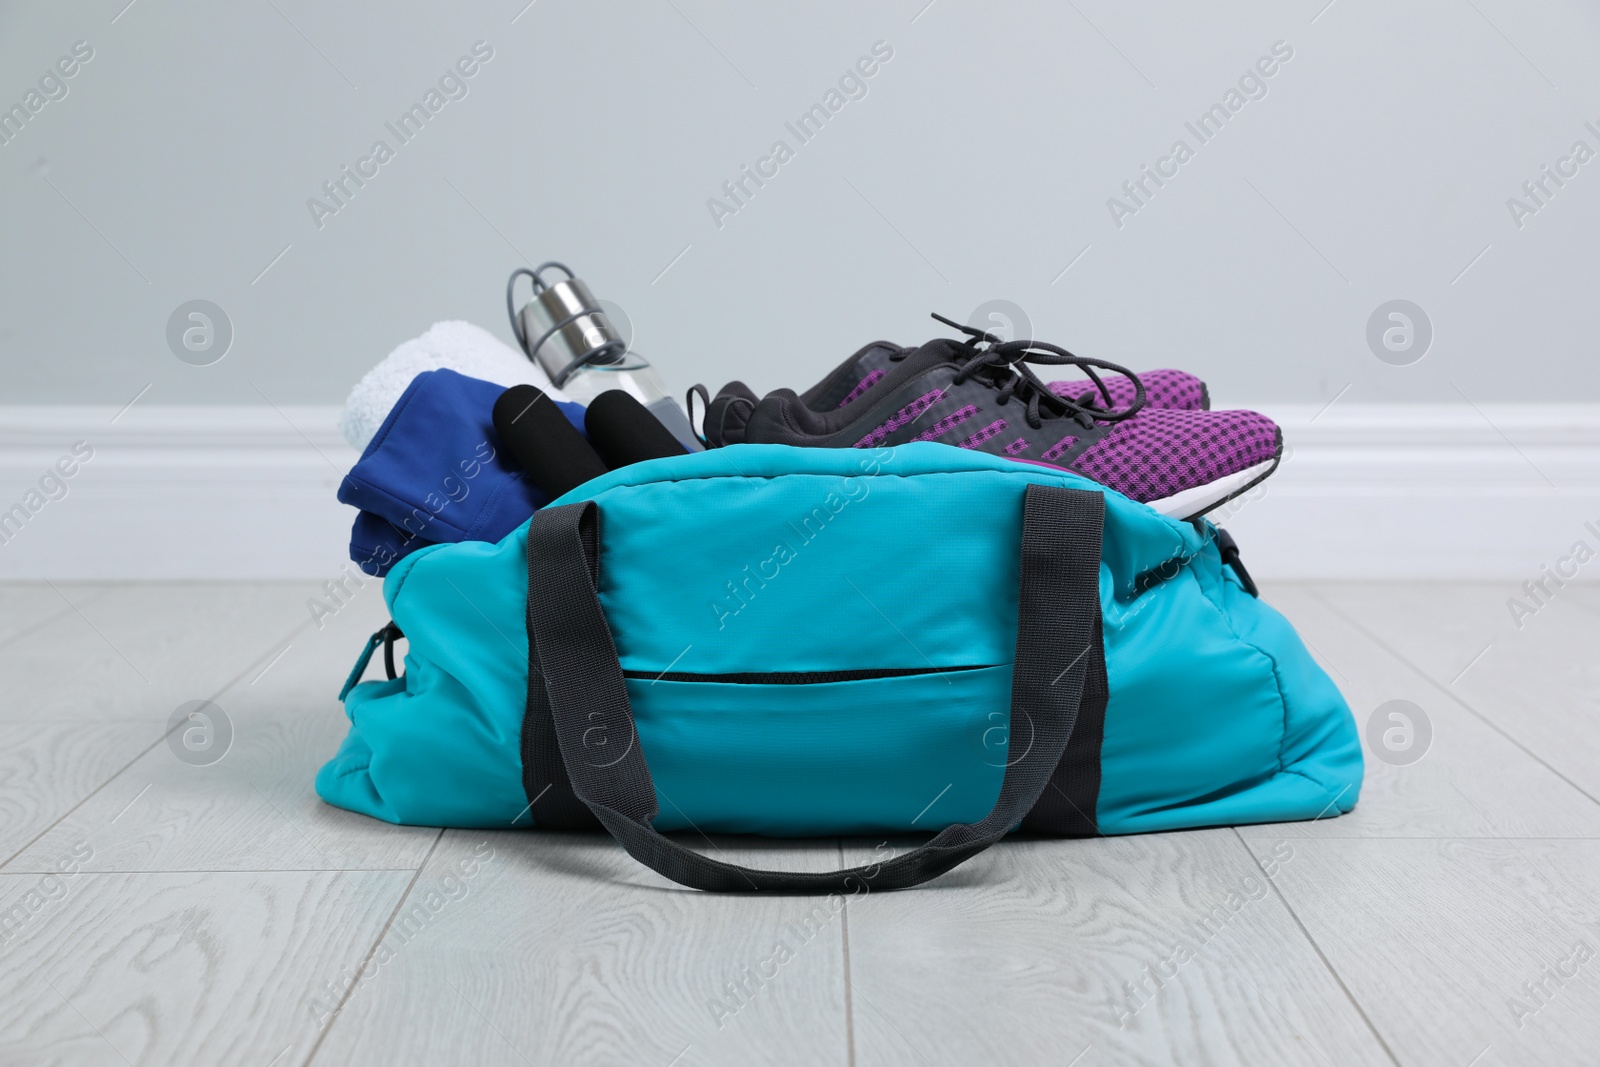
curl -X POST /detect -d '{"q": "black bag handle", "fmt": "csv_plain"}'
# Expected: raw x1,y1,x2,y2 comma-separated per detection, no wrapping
523,482,1105,893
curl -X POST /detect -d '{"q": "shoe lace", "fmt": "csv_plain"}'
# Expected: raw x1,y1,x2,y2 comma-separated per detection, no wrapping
927,313,1146,430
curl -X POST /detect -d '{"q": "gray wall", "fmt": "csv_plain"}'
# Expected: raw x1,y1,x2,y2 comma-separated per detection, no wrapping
2,0,1598,409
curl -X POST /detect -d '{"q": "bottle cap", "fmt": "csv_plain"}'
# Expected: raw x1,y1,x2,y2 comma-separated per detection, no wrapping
511,264,626,386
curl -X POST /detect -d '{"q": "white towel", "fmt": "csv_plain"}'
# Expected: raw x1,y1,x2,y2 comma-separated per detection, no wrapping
338,320,573,450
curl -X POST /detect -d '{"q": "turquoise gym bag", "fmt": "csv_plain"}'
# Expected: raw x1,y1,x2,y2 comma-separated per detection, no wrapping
317,443,1362,892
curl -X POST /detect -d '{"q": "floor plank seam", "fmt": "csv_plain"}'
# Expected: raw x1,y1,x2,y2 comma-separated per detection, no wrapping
211,614,324,700
1234,836,1600,841
1312,588,1600,813
0,868,433,876
838,839,856,1067
0,588,115,654
0,612,320,873
301,828,445,1067
0,727,175,872
1231,827,1405,1067
1441,783,1600,937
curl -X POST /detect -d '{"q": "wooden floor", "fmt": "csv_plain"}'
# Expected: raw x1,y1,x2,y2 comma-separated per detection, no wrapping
1,581,1598,1066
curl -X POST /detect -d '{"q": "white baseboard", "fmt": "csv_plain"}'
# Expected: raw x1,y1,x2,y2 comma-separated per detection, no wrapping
1214,404,1600,580
2,404,1597,581
0,406,360,581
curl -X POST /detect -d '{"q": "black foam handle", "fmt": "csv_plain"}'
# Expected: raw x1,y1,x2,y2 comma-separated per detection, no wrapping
584,390,689,469
493,385,610,500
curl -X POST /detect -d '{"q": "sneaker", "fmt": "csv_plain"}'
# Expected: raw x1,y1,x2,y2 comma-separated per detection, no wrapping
692,342,910,448
1049,368,1208,412
698,341,1208,446
733,315,1281,520
803,342,1212,415
694,379,761,448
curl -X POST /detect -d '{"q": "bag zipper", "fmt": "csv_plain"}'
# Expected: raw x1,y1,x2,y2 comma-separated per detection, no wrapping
622,664,997,685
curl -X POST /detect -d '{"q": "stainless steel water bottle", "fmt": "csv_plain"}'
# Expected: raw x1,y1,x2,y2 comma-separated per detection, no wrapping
508,263,700,450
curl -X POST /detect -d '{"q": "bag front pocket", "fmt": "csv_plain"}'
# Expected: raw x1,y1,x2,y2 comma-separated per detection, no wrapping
621,665,1014,836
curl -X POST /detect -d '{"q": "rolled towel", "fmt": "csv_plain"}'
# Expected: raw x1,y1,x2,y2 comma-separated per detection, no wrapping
338,320,572,450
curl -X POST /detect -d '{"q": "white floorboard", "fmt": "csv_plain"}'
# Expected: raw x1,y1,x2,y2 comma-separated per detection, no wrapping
0,869,414,1066
0,723,165,867
0,581,1597,1066
1244,587,1600,840
309,832,852,1067
0,586,113,648
840,830,1394,1066
1309,583,1600,806
0,584,331,724
1240,836,1600,1067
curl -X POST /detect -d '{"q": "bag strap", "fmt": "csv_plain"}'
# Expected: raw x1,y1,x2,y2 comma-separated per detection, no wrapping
521,559,603,831
523,482,1105,893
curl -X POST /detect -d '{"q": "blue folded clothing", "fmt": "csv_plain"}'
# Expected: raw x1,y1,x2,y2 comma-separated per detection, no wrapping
339,368,585,574
349,510,438,577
